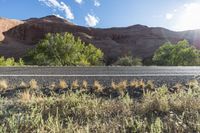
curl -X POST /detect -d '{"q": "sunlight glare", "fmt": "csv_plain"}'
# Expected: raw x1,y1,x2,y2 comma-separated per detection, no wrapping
175,3,200,31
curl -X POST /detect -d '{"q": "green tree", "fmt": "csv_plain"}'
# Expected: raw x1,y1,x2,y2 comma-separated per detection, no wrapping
114,56,142,66
153,40,200,66
26,33,104,66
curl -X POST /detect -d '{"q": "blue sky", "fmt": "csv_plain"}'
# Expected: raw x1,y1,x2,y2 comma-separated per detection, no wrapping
1,0,200,31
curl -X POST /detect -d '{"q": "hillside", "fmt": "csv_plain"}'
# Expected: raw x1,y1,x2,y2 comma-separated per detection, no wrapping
0,15,200,64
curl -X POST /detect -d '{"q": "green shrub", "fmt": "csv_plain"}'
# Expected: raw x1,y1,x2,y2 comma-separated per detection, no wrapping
0,56,24,66
114,56,142,66
26,33,104,66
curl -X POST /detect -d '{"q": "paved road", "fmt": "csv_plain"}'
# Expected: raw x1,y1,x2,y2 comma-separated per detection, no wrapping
0,66,199,86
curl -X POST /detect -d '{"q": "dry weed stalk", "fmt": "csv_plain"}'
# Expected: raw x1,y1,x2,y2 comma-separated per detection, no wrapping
0,79,8,91
82,80,88,89
29,79,38,89
58,80,68,89
93,81,104,92
72,80,79,89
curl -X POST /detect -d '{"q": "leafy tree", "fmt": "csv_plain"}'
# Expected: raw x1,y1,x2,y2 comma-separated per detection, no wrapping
114,56,142,66
0,56,24,66
26,33,104,66
153,40,200,66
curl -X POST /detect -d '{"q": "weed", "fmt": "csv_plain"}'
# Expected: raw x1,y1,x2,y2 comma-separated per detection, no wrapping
0,79,8,91
58,80,68,89
130,80,139,88
82,80,88,89
145,80,155,91
93,81,103,92
117,80,128,90
29,79,38,89
111,81,117,90
19,81,28,89
71,80,79,89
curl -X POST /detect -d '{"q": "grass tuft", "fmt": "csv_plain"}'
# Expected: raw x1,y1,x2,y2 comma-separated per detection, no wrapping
19,81,28,89
93,81,104,92
29,79,38,89
82,80,88,89
0,79,8,91
71,80,79,89
58,80,68,89
117,80,128,90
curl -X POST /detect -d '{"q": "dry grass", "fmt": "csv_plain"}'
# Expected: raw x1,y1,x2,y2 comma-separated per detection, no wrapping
19,91,44,103
111,81,117,90
58,80,68,89
93,81,104,92
49,82,56,90
117,80,128,90
188,79,199,89
138,79,145,88
1,79,200,132
0,79,8,91
71,80,79,89
19,90,32,102
82,80,88,89
29,79,38,89
130,80,139,88
19,81,28,89
171,83,184,93
145,80,154,90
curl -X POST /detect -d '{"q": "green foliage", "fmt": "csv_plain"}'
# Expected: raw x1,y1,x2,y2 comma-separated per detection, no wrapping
26,33,104,66
153,40,200,66
150,118,163,133
0,56,24,66
114,56,142,66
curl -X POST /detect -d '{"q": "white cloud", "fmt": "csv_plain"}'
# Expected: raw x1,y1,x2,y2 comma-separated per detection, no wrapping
39,0,74,20
94,0,100,7
53,13,64,19
85,14,99,27
165,13,173,20
74,0,82,4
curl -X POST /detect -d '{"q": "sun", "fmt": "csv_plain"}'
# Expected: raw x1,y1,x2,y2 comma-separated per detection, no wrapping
175,3,200,31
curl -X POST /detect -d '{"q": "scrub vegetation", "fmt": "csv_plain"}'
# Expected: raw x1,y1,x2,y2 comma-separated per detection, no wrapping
0,79,200,132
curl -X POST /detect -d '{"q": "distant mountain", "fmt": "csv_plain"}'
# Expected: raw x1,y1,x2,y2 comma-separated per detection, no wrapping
0,15,200,64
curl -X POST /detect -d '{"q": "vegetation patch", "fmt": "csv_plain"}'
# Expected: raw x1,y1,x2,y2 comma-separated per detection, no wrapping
25,33,104,66
0,79,200,132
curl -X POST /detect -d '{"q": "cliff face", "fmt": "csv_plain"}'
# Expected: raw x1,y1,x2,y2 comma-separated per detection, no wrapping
0,18,23,41
1,15,200,63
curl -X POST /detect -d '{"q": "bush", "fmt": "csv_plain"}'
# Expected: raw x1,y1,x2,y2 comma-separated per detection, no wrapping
153,40,200,66
26,33,104,66
114,56,142,66
0,56,24,66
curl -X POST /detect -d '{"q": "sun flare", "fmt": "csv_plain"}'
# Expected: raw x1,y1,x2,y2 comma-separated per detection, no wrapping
175,3,200,31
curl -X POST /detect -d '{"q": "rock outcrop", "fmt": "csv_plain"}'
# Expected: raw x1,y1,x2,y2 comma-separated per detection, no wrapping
1,15,200,64
0,17,23,41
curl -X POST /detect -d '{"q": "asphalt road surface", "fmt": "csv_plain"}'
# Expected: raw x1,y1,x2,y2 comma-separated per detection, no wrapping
0,66,199,86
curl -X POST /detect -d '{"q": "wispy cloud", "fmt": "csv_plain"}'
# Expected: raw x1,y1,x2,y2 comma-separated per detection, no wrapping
39,0,74,20
94,0,100,7
74,0,82,4
85,13,99,27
